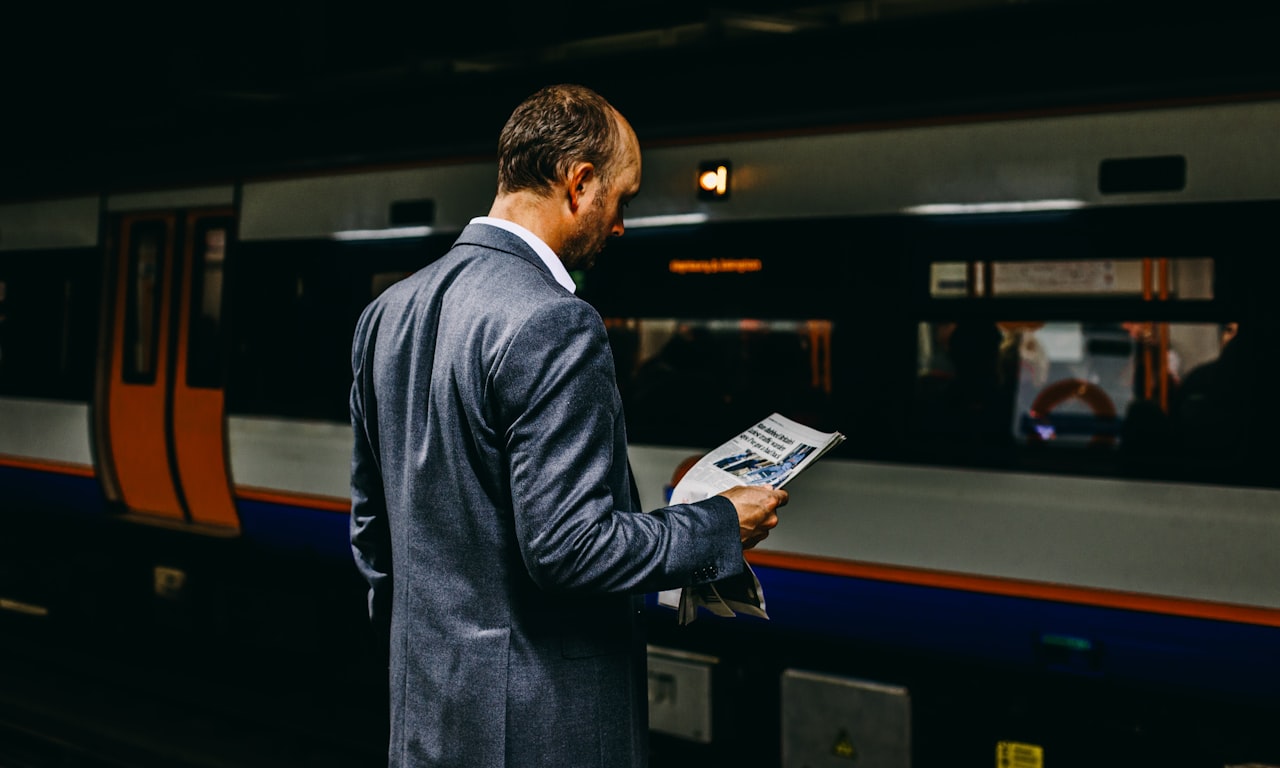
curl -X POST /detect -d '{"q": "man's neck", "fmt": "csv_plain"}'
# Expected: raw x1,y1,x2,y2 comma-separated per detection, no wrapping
487,192,567,254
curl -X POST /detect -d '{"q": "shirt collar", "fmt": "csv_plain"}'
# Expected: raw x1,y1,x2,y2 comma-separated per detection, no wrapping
470,216,576,293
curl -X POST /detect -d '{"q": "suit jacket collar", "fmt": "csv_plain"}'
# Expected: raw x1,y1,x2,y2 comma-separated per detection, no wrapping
454,221,544,271
454,221,576,293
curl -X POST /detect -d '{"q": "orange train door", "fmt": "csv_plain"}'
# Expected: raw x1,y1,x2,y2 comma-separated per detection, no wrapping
95,208,239,533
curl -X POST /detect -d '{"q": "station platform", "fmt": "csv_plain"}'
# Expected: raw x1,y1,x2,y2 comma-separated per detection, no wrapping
0,620,385,768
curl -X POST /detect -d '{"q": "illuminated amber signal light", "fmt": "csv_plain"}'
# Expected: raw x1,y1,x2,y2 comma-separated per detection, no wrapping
697,160,731,200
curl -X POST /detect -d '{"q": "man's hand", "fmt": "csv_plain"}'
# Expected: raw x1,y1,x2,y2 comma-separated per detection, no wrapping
717,485,788,550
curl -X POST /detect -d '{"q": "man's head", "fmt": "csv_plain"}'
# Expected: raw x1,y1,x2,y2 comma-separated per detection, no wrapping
498,84,623,196
494,84,641,270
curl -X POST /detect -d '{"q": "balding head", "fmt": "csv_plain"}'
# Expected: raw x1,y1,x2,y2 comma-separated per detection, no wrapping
496,84,627,196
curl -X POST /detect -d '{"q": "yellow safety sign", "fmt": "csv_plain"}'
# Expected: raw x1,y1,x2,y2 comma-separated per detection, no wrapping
997,740,1044,768
831,728,857,760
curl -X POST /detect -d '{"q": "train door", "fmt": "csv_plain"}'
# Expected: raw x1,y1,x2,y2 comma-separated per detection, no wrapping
94,195,239,533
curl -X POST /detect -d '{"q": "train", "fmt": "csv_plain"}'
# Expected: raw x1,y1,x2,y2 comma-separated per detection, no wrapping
2,95,1279,767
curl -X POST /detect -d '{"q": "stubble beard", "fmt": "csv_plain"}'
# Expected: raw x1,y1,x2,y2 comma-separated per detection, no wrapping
559,192,611,272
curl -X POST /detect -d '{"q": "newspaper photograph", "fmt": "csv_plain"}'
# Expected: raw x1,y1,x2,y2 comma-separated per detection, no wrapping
659,413,845,624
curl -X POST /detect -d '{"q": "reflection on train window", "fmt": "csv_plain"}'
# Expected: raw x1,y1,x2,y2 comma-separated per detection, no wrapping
929,258,1214,299
607,317,835,448
914,320,1239,465
187,223,228,388
124,222,166,384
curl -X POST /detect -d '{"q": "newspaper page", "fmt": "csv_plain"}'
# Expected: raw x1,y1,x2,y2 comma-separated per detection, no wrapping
658,413,845,624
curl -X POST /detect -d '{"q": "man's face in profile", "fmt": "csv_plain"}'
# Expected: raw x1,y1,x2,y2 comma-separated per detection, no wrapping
560,117,641,272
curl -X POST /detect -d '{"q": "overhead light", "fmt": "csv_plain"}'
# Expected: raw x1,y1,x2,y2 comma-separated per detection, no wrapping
624,212,710,229
331,225,434,241
697,161,731,200
903,199,1086,215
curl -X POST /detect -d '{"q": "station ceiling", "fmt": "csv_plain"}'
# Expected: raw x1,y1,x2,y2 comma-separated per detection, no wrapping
2,0,1278,197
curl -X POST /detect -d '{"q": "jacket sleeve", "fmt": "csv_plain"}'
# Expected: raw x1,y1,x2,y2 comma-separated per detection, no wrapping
349,307,392,638
492,297,742,595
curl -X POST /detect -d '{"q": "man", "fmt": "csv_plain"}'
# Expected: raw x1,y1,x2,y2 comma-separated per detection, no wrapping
350,83,787,768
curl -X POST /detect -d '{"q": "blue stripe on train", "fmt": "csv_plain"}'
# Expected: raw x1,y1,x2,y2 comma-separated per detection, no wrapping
236,498,354,563
652,564,1280,702
0,464,107,517
0,465,353,562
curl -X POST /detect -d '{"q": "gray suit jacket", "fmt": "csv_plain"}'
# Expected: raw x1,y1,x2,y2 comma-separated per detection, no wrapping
350,223,742,768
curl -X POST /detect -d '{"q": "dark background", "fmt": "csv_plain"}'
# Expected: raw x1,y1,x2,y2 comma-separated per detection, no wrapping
2,0,1279,199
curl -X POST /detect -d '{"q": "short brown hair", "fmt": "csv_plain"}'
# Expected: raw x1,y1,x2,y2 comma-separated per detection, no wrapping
496,84,621,196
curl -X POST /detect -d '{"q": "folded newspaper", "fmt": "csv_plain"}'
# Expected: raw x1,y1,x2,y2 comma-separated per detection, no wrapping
659,413,845,624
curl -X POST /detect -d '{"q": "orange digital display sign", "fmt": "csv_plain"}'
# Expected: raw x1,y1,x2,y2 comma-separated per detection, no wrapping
668,258,762,274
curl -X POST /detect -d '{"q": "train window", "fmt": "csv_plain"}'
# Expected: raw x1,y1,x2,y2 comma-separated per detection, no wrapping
913,319,1242,469
609,317,836,448
581,220,854,321
929,258,1214,299
226,250,353,421
0,280,6,377
903,203,1280,487
123,222,167,384
226,236,449,422
187,220,230,388
0,253,99,400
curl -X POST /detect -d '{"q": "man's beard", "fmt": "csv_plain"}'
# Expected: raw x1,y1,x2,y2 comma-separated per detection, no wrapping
559,193,610,271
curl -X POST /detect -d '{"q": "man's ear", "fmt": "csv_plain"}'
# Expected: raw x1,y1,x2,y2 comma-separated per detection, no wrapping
567,162,595,212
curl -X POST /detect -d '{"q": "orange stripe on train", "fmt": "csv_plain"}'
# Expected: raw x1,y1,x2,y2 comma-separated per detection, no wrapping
746,549,1280,628
0,453,95,478
234,485,351,513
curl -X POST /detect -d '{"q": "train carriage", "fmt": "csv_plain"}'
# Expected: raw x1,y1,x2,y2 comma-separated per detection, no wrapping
2,96,1279,767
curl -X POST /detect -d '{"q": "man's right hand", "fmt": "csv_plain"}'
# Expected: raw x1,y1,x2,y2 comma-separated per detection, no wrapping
717,485,788,550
